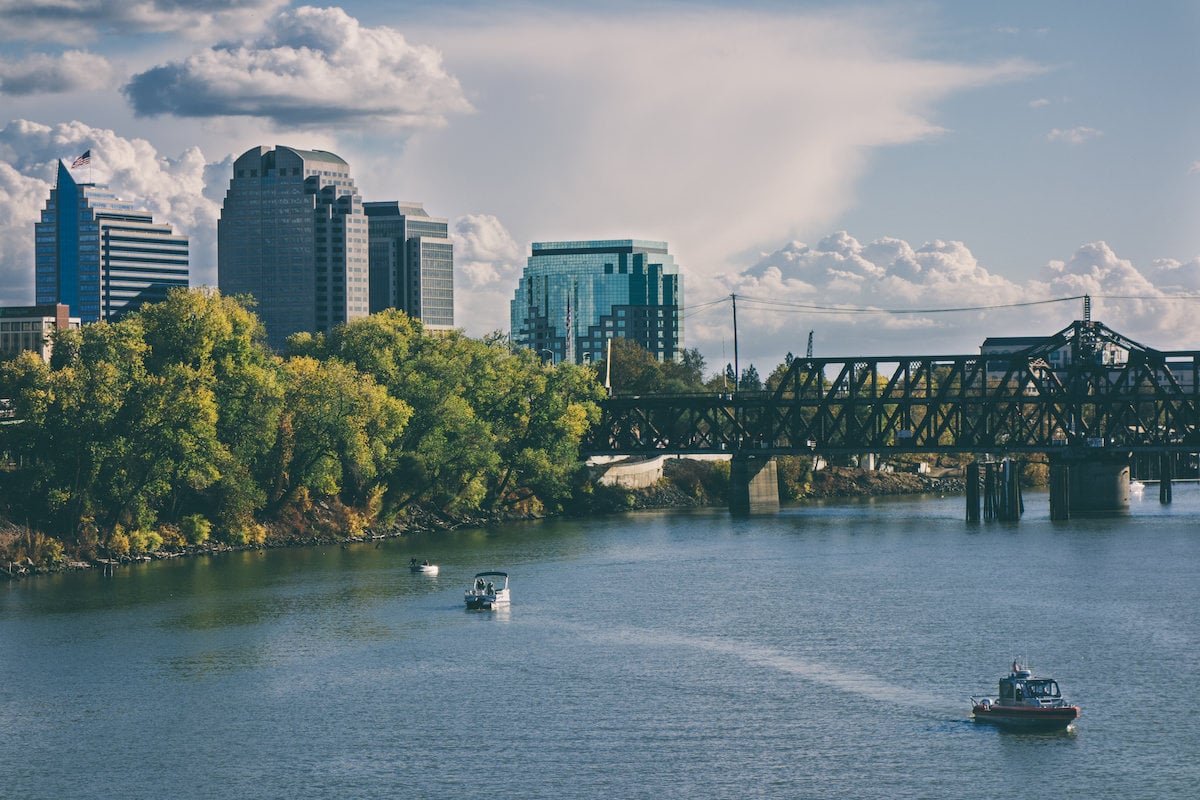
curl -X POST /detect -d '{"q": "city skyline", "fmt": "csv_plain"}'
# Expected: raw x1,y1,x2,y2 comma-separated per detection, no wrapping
0,1,1198,370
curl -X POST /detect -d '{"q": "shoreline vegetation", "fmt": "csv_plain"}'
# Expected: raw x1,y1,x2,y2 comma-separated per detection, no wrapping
1,463,969,579
2,288,1018,581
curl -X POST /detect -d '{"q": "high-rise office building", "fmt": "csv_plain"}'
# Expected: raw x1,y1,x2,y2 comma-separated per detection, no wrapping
35,160,189,323
510,239,682,364
364,201,454,330
218,146,369,350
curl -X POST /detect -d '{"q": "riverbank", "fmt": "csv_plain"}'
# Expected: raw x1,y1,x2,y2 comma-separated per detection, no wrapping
805,465,966,499
1,465,965,579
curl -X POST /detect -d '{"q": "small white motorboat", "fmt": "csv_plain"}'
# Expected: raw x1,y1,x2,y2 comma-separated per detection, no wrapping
971,661,1080,731
409,558,439,576
465,571,509,610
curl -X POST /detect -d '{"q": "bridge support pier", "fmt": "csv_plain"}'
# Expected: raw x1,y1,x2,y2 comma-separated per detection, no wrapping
1158,453,1173,504
1047,454,1130,517
730,455,780,515
971,459,1023,521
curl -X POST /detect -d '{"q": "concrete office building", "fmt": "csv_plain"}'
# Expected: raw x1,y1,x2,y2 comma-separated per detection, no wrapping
35,160,189,322
364,201,454,330
0,304,79,362
218,146,369,350
510,239,682,364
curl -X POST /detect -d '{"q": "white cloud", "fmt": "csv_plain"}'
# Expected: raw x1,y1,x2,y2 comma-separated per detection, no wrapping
0,0,288,44
0,119,220,305
124,5,472,131
682,235,1200,371
0,51,116,95
1028,97,1050,108
395,9,1041,278
451,213,523,335
1048,126,1102,145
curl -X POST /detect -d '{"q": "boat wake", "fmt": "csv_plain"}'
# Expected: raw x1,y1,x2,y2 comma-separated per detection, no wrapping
568,622,937,709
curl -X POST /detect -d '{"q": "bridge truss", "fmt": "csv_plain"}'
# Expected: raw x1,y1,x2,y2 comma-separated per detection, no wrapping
587,321,1200,457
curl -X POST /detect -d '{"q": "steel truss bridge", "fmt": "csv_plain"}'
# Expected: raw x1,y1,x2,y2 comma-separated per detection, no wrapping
586,321,1200,458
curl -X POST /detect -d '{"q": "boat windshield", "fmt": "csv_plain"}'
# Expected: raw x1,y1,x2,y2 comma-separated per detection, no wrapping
1024,679,1060,698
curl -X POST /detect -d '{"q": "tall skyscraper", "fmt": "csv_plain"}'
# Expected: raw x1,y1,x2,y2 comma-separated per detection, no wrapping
218,146,369,350
510,239,682,364
35,160,189,323
364,201,454,331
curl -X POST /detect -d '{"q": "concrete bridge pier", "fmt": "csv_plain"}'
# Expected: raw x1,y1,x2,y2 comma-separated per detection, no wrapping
730,455,780,515
1048,454,1130,518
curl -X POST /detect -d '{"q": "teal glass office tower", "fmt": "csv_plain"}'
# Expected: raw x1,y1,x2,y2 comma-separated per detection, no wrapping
364,201,454,331
35,161,189,322
218,146,368,350
511,239,682,364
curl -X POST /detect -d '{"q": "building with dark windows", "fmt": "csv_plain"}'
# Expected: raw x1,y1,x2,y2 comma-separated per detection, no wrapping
218,146,369,350
364,201,454,331
0,304,79,362
510,239,682,364
35,161,189,323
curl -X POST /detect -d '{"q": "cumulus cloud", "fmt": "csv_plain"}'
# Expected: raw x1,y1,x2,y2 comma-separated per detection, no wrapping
1048,126,1102,145
0,119,220,305
397,9,1041,276
0,0,288,44
686,234,1200,369
124,5,472,131
0,50,115,95
451,214,524,335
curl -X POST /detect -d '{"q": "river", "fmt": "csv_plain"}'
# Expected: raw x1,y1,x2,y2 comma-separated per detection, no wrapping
2,488,1198,799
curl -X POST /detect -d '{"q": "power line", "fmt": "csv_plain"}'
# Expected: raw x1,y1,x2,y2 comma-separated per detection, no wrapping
680,293,1089,317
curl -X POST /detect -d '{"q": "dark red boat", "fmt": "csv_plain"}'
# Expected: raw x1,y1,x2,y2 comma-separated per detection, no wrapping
971,661,1080,731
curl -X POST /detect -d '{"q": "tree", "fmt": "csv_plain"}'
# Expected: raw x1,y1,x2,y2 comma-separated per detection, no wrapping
272,356,411,509
740,364,762,391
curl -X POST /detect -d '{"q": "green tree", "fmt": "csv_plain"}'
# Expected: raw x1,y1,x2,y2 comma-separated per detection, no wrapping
272,356,411,509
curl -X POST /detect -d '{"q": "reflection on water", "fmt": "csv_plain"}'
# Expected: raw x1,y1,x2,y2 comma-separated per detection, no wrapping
2,492,1200,799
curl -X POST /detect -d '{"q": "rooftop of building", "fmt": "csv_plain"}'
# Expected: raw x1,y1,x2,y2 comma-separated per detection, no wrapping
364,201,434,218
532,239,669,256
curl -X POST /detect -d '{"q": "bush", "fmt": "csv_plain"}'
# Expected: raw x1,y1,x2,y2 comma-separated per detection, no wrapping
5,528,65,567
107,529,131,557
179,514,212,546
775,455,813,502
127,529,164,554
224,522,267,547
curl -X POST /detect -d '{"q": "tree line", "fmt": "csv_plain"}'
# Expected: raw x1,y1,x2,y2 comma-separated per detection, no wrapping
0,289,606,558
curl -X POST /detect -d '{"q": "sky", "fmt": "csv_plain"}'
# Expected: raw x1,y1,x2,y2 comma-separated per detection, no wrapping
1,0,1198,374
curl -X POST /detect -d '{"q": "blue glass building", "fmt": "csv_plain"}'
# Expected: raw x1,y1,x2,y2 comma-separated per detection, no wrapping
35,161,189,322
510,239,682,364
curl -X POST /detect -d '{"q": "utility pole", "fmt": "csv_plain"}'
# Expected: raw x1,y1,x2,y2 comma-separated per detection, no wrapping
731,293,740,392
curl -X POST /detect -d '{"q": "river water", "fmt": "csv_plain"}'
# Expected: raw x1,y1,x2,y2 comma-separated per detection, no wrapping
2,488,1198,799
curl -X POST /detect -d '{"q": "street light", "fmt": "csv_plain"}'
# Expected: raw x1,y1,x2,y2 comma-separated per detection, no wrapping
538,349,555,364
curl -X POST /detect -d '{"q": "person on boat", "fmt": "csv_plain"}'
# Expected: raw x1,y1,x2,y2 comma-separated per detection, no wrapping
486,581,494,593
475,578,485,591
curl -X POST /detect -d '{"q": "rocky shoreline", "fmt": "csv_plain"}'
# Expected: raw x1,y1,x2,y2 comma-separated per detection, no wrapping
2,467,964,579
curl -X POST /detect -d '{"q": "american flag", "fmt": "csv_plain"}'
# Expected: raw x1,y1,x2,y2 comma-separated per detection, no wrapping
70,150,91,169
